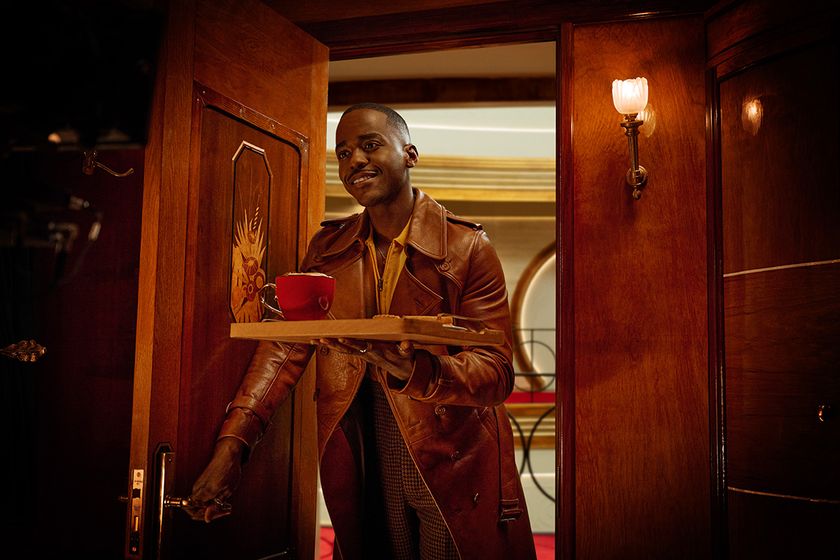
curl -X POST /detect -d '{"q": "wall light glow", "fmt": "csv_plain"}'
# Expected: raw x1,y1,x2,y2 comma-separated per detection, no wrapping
741,97,763,135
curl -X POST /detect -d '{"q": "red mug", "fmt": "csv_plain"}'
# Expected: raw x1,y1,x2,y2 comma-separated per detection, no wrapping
259,272,335,320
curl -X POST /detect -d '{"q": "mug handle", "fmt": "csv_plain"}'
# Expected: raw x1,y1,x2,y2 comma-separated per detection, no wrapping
258,283,285,319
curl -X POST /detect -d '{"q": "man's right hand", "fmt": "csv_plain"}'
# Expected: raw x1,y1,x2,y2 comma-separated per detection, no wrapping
184,437,245,522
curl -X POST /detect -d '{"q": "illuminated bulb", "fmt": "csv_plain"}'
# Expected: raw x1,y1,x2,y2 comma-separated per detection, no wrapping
612,77,649,115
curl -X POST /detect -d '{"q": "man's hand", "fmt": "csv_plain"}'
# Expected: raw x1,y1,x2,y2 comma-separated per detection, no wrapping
312,338,415,381
184,438,244,522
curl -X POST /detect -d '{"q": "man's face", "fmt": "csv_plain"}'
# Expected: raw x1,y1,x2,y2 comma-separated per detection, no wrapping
335,109,416,208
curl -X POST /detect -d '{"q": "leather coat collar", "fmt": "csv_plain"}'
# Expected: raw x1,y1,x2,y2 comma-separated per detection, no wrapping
319,188,447,260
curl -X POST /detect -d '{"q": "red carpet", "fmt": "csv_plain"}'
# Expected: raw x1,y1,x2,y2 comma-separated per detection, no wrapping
319,527,555,559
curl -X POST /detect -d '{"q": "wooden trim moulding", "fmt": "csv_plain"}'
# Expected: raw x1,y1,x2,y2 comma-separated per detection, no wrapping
328,77,556,107
557,21,575,560
290,0,710,59
705,65,728,559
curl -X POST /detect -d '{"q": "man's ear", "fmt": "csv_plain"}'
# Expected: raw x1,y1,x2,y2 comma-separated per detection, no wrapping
405,144,419,168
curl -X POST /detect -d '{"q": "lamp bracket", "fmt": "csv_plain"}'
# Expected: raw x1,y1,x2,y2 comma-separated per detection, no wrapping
619,115,647,199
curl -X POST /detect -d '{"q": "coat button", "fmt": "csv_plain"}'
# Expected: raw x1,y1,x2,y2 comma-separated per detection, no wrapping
434,405,447,416
439,260,451,271
450,450,461,461
319,346,329,355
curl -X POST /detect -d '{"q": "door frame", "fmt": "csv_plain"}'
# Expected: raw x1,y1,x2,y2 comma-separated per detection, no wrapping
317,25,573,558
311,3,718,560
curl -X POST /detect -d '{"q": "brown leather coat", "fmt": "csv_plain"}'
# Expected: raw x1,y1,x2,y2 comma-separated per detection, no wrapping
219,190,535,560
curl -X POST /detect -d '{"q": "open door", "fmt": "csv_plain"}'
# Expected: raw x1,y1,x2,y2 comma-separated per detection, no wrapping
124,1,327,558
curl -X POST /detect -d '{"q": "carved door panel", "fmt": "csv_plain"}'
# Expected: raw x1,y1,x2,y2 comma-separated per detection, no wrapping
124,1,327,558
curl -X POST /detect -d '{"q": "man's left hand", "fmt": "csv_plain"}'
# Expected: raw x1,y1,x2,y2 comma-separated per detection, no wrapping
312,338,415,380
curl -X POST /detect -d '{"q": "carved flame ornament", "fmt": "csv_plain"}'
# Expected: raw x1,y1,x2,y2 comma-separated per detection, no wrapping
231,208,267,323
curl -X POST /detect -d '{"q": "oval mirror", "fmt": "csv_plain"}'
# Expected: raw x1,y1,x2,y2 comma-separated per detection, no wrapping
510,242,556,394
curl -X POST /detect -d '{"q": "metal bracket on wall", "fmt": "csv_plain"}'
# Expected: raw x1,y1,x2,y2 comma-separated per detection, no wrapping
82,150,135,177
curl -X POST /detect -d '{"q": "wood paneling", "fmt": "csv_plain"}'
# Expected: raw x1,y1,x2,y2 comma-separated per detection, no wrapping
280,0,711,59
725,264,840,499
706,0,792,62
705,0,837,64
128,0,326,557
328,77,555,106
195,0,327,141
572,17,710,558
720,40,840,274
728,489,840,558
557,22,575,560
273,0,508,23
712,3,840,556
705,62,729,554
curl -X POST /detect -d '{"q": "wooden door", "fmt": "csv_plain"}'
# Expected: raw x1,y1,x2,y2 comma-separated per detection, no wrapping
124,1,327,558
707,1,840,556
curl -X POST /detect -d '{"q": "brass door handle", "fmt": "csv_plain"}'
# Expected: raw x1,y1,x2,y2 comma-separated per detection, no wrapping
163,495,232,512
163,496,191,509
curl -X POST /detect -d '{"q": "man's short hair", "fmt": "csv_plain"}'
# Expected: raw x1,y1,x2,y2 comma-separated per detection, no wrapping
341,103,411,141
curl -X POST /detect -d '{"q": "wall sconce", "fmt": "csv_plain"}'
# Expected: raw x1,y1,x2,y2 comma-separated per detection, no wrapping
612,77,649,199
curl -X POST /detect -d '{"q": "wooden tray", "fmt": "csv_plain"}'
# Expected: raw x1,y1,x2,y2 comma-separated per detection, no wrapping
230,315,504,346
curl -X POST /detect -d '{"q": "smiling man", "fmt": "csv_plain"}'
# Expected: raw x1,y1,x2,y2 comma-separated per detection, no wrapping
187,103,536,560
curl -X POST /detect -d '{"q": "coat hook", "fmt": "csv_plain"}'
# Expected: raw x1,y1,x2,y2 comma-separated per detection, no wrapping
82,150,134,178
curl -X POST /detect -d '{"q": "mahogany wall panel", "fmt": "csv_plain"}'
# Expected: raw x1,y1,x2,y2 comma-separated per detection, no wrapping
713,4,840,556
728,489,840,558
572,17,709,558
720,40,840,274
725,263,840,499
273,0,508,23
277,0,712,58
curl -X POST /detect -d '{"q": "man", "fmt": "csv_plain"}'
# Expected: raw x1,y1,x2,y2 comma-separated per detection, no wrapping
187,103,536,560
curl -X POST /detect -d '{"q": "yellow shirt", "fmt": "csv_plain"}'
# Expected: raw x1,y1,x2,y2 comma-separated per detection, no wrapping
365,219,411,314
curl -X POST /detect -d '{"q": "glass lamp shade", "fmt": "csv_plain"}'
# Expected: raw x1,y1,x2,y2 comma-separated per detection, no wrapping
612,77,649,115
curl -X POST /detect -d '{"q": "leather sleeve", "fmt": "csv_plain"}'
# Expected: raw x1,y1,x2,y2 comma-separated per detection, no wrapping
217,232,328,451
217,339,315,451
398,229,515,406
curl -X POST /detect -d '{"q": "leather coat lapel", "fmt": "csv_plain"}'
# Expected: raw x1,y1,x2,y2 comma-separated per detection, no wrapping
328,257,377,320
389,189,448,317
314,189,452,318
405,189,446,259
